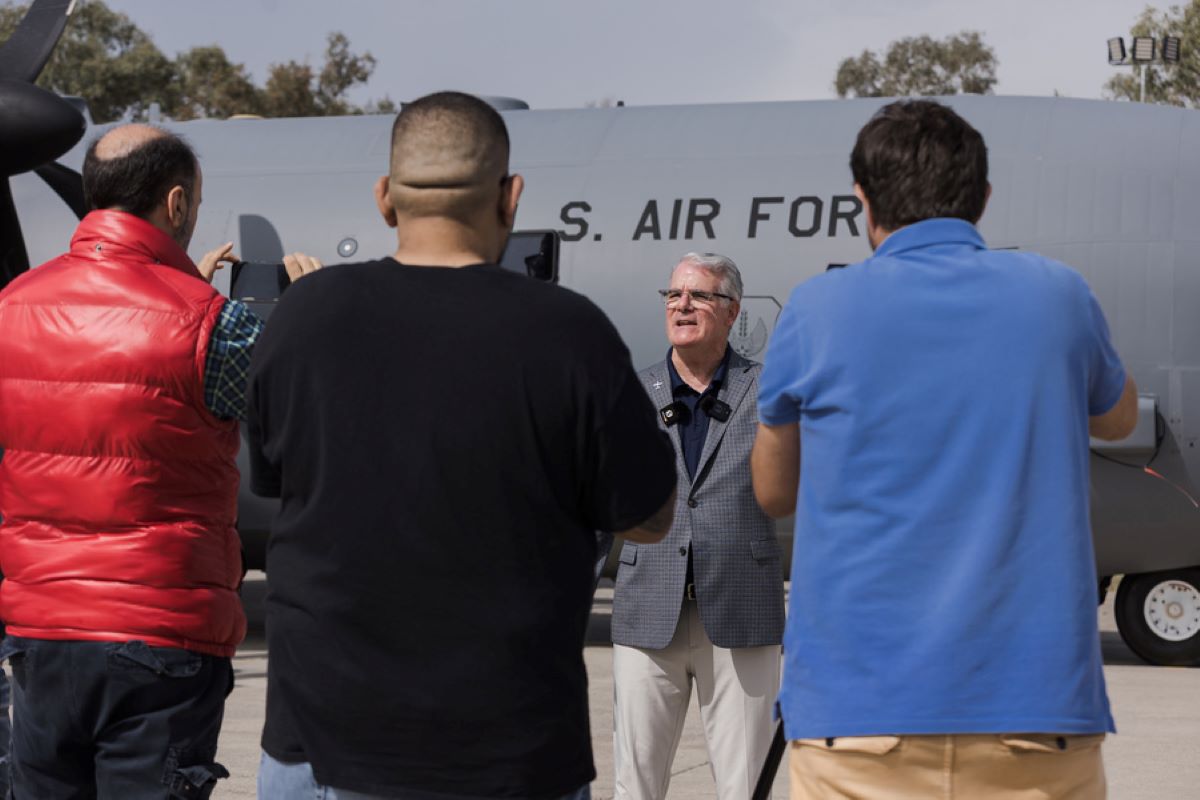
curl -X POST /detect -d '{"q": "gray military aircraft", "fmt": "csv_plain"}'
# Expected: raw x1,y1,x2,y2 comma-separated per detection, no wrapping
3,0,1200,667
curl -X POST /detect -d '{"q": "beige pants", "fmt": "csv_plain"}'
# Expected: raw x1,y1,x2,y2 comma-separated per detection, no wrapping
790,733,1106,799
613,600,781,800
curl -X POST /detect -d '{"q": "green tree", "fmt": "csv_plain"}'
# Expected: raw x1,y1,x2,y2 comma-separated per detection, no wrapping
1105,3,1200,106
316,32,375,115
364,96,398,114
261,32,379,118
262,62,320,118
834,31,998,98
173,46,263,120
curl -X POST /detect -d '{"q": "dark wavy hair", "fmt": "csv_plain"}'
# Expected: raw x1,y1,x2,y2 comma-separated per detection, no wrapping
82,131,198,217
850,100,988,231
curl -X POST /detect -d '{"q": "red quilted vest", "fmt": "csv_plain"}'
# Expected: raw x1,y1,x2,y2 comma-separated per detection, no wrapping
0,210,246,657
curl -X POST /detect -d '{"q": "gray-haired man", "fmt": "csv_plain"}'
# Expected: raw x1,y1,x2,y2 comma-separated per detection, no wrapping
612,253,785,799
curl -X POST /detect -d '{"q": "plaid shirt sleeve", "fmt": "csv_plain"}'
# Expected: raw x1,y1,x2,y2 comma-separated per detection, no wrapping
203,299,266,421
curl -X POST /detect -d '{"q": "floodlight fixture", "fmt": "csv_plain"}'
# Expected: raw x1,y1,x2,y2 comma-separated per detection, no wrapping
1109,33,1184,102
1163,35,1182,63
1108,37,1127,65
1132,36,1157,62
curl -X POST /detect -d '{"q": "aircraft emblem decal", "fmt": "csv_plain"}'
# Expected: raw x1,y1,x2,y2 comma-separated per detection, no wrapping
729,296,783,359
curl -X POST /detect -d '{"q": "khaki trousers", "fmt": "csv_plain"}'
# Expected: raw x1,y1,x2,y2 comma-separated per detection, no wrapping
613,600,781,800
789,733,1106,799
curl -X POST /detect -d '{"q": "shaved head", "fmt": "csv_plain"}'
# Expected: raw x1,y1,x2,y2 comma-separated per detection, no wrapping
388,92,511,221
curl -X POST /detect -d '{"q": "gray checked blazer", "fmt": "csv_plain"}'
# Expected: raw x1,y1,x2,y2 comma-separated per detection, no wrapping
611,350,785,650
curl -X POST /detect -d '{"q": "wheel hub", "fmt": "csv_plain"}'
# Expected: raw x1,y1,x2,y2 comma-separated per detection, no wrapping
1144,580,1200,642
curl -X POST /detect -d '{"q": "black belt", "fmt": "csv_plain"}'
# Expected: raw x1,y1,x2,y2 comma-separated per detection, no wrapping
685,582,696,601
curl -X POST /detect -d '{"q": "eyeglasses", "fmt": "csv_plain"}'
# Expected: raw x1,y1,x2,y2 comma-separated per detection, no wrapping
658,288,735,307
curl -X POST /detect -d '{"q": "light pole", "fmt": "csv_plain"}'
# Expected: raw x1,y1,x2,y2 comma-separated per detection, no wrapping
1108,35,1182,102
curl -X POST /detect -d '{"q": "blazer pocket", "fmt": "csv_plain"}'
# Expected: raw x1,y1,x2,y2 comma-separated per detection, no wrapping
750,537,779,562
619,543,638,565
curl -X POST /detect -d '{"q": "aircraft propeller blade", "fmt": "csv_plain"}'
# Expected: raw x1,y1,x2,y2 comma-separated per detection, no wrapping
0,178,30,289
0,0,84,289
34,161,85,219
0,0,76,83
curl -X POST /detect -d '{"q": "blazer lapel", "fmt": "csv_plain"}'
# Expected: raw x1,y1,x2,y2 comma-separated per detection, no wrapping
692,351,754,488
644,362,689,484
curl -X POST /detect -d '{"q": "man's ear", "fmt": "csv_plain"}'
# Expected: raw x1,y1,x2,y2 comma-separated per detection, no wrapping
854,182,889,250
853,183,874,231
499,173,524,230
166,185,188,230
374,175,397,228
977,183,992,223
726,299,741,327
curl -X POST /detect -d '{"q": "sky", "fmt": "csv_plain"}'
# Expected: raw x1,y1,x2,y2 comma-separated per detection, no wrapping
83,0,1154,111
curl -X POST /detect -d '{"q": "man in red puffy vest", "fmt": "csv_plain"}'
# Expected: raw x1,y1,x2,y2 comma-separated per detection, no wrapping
0,124,317,799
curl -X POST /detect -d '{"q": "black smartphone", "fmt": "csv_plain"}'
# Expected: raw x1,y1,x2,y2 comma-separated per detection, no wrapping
499,230,560,282
230,261,290,321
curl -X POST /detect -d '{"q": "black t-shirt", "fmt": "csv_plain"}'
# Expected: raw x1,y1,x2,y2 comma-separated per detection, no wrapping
246,259,675,798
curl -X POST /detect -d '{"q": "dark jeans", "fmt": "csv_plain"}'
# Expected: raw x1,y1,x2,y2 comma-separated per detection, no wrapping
0,663,10,799
2,637,233,800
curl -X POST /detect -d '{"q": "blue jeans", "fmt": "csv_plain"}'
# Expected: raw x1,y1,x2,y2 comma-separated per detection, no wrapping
258,751,592,800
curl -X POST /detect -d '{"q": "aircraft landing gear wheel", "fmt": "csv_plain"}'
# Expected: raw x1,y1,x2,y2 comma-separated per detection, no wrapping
1115,569,1200,667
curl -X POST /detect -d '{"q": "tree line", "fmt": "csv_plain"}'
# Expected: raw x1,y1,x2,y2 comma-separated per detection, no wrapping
0,0,394,123
3,0,1199,122
836,1,1199,106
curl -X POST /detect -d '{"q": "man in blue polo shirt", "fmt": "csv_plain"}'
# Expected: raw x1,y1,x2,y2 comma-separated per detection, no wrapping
751,100,1138,798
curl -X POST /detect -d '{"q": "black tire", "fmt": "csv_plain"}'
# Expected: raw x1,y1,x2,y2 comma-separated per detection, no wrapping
1115,568,1200,667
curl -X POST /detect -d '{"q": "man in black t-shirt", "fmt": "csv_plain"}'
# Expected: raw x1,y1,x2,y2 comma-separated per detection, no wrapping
248,92,677,800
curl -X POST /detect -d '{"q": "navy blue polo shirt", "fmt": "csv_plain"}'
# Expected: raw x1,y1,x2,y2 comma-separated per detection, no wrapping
667,347,730,595
665,347,731,481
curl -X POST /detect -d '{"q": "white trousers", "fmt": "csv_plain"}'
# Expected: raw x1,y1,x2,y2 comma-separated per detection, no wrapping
612,600,781,800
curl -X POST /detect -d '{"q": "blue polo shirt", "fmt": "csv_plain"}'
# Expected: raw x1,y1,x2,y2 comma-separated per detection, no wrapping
758,218,1125,738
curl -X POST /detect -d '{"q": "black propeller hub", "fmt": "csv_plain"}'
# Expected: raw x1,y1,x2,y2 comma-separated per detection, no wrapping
0,78,85,177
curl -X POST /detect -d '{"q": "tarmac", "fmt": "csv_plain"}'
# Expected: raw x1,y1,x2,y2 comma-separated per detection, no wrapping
215,573,1200,799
